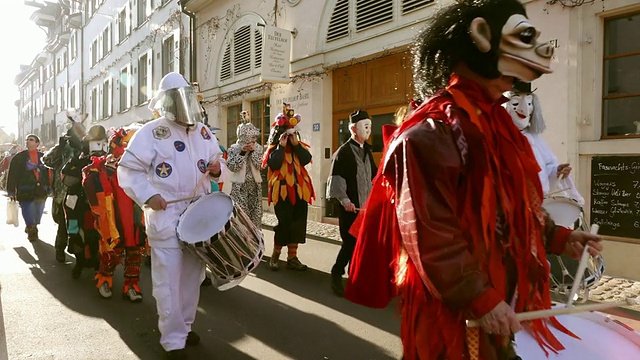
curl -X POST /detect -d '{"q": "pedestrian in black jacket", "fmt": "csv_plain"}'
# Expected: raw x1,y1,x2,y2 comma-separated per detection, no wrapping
6,134,50,241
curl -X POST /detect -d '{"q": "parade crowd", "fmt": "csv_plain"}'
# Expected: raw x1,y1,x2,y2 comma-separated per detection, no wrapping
3,0,611,359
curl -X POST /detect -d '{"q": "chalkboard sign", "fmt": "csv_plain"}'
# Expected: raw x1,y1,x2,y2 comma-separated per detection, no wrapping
590,156,640,239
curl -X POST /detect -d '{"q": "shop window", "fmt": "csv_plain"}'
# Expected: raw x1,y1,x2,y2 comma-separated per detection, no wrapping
226,104,242,146
603,11,640,137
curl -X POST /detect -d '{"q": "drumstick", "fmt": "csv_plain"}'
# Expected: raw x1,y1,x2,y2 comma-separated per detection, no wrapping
544,187,571,198
466,298,640,327
566,224,600,306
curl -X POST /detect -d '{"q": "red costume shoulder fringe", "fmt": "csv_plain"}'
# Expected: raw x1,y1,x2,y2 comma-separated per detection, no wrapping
346,77,577,359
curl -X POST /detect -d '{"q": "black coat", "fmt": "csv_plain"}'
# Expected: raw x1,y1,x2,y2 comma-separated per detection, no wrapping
328,138,377,208
6,150,50,202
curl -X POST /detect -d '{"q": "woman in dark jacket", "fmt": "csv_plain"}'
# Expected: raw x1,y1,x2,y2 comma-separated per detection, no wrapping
6,134,50,241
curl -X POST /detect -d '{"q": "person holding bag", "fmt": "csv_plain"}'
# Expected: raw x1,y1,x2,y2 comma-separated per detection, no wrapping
6,134,50,241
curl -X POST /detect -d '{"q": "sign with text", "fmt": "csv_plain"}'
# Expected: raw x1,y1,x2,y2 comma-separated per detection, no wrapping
261,25,291,83
590,156,640,239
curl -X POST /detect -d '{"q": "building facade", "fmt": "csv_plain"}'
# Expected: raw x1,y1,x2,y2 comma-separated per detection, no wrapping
15,0,640,277
15,0,191,145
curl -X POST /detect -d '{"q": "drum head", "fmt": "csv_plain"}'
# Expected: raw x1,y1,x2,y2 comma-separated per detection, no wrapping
543,197,582,228
177,192,234,244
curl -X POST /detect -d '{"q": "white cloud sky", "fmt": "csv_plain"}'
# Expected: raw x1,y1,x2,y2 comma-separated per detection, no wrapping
0,1,47,138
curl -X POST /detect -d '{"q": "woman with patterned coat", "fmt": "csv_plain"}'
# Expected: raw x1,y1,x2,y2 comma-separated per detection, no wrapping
226,117,263,229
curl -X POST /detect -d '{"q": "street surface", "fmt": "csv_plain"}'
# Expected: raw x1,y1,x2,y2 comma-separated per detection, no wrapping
0,197,402,360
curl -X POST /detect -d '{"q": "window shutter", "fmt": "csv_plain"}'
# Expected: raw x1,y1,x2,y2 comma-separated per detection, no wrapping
220,44,231,81
254,28,262,68
234,25,252,75
327,0,349,42
401,0,433,14
355,0,393,32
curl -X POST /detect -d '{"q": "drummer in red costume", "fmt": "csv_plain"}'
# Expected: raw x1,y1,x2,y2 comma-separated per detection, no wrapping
344,0,603,359
82,125,146,302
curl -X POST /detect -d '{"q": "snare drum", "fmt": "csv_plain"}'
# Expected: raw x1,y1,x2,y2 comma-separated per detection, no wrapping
514,309,640,359
176,192,264,291
543,196,605,301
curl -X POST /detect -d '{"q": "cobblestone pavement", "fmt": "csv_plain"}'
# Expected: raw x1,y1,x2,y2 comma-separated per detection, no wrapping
262,212,640,312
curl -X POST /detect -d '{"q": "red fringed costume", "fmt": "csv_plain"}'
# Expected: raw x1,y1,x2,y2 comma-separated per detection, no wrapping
82,128,146,298
345,76,576,359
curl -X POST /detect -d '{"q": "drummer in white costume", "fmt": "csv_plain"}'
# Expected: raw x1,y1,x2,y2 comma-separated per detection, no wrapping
118,72,225,359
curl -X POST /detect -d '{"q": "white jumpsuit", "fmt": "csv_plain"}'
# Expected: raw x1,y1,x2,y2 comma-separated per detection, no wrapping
118,117,225,351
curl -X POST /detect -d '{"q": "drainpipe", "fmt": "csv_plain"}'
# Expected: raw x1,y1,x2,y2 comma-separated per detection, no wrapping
179,1,197,82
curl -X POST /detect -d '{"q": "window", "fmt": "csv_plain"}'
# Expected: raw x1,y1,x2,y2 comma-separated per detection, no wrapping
118,3,131,43
69,84,77,109
138,51,152,104
162,34,177,77
103,78,112,119
57,86,66,113
250,98,271,145
137,0,148,27
69,32,77,62
226,105,243,146
91,39,98,67
91,86,98,121
102,25,112,56
327,0,433,42
603,11,640,137
219,19,264,82
120,65,131,111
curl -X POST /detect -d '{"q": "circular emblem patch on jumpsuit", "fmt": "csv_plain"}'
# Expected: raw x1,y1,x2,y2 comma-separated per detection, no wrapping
174,141,186,152
155,162,173,178
197,159,207,173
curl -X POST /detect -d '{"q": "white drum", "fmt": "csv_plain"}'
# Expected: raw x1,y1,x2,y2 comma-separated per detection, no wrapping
176,192,264,291
543,196,582,229
514,310,640,359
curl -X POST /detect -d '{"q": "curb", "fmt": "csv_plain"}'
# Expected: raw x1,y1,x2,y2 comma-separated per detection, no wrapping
261,224,343,247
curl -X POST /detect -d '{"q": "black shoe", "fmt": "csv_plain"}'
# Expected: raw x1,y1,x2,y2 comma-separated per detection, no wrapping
166,348,188,360
71,259,83,279
286,257,308,271
55,250,66,263
186,331,200,346
331,275,345,297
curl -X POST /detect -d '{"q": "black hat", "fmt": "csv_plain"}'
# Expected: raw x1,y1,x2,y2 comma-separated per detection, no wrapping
512,80,532,94
349,110,370,124
83,125,107,142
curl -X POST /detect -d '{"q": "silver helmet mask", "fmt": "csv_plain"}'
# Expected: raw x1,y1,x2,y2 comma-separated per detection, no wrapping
149,86,204,126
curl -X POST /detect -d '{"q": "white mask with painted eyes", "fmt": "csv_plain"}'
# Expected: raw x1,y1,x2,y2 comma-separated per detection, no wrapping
507,94,534,130
355,119,372,140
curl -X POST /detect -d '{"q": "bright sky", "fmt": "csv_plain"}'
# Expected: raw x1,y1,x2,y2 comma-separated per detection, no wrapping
0,1,47,138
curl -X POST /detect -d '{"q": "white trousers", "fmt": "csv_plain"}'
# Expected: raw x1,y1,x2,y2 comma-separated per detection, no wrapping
151,247,205,351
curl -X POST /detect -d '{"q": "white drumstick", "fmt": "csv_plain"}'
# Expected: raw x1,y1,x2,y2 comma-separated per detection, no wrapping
566,223,599,306
466,297,640,327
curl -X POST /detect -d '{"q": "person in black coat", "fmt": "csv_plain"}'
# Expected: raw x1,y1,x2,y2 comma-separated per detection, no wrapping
326,110,377,296
6,134,51,242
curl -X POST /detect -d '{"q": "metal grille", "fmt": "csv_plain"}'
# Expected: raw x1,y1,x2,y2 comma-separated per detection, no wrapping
220,45,231,81
234,25,252,75
356,0,393,32
254,28,263,68
327,0,349,42
402,0,433,14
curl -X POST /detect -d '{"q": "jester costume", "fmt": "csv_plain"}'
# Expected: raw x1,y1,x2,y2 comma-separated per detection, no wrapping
262,104,315,270
344,1,581,359
82,127,146,301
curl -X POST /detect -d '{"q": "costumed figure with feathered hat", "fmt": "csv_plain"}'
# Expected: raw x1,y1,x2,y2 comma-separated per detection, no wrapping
262,103,315,271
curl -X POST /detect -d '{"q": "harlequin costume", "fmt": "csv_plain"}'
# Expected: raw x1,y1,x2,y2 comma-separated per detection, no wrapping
82,126,146,302
262,104,315,271
344,1,579,359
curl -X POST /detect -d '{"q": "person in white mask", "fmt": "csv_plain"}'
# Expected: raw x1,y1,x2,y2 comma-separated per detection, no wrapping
326,110,378,296
506,82,579,200
118,72,225,359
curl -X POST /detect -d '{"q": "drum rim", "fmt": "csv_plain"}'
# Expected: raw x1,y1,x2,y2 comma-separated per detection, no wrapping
177,192,234,244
